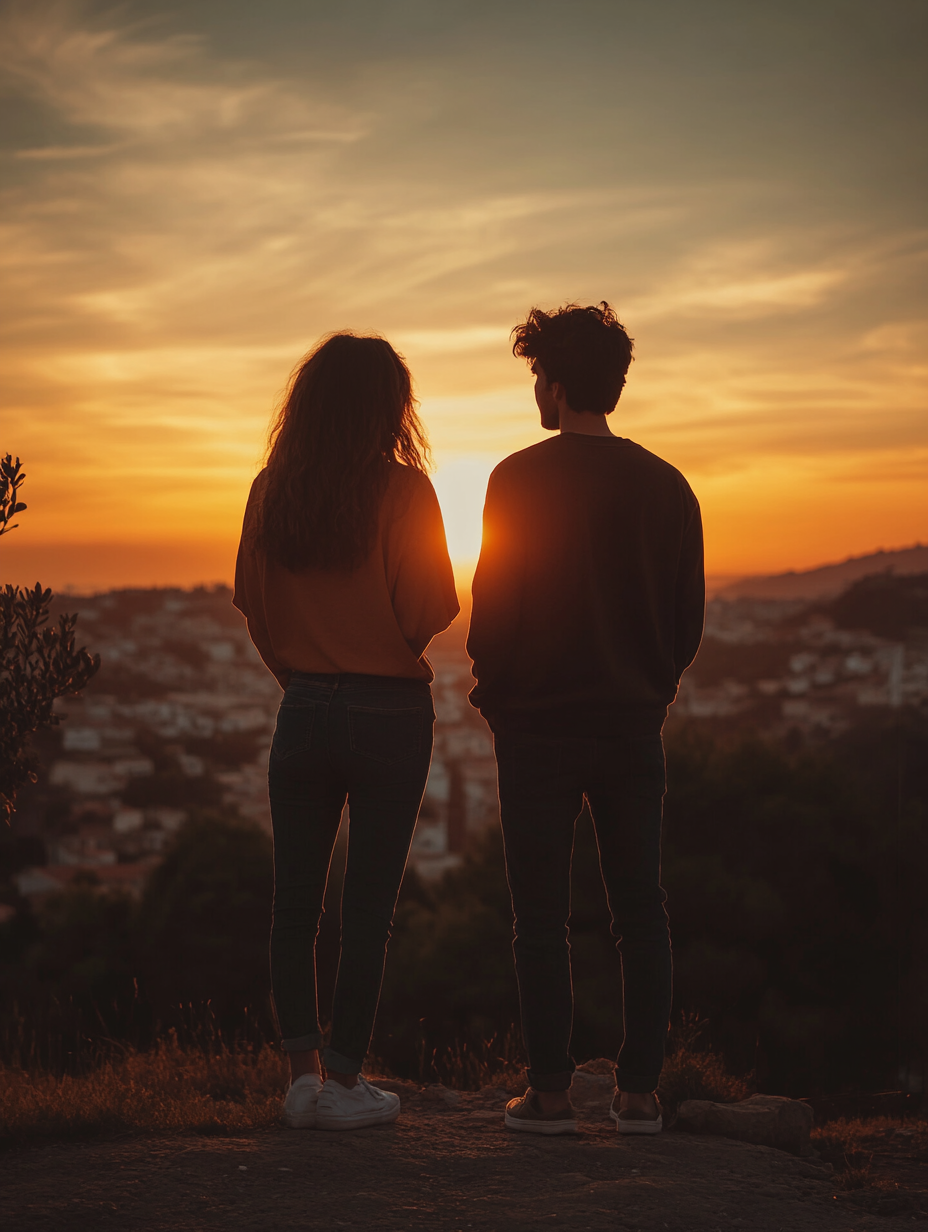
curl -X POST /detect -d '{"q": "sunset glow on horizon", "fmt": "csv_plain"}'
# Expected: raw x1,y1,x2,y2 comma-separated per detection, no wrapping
1,1,925,593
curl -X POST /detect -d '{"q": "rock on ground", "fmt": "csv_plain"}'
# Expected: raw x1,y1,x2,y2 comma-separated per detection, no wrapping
569,1070,616,1116
677,1093,814,1156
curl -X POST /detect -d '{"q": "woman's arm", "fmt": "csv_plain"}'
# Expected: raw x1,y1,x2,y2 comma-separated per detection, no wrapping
387,472,459,656
232,479,292,689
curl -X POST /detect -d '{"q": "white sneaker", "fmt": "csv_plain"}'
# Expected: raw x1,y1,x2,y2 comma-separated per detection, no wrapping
315,1075,401,1131
282,1073,323,1128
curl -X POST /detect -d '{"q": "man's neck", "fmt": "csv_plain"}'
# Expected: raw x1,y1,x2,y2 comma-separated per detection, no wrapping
558,405,615,437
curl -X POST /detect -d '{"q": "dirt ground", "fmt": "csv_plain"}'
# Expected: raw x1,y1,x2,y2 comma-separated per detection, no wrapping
2,1084,926,1232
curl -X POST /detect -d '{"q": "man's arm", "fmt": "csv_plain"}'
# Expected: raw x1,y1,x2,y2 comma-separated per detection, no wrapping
466,467,523,708
673,496,705,682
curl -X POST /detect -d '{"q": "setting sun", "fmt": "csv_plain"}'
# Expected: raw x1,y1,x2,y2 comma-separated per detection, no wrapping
0,0,924,590
432,457,497,567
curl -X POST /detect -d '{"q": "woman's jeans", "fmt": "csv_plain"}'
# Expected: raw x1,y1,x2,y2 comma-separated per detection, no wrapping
268,671,434,1074
494,730,671,1094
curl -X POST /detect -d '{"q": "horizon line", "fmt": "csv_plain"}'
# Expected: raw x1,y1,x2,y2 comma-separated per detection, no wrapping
3,539,925,600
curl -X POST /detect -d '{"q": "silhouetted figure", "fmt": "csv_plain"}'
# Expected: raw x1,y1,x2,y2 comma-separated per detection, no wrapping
467,303,704,1135
234,334,458,1130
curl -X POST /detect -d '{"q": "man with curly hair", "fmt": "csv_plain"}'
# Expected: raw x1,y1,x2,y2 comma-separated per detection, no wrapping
467,303,705,1135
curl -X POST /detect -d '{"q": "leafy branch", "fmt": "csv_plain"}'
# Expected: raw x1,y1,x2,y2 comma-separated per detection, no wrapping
0,454,27,537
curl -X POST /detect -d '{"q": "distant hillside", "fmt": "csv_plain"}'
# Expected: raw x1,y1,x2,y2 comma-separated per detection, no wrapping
824,571,928,640
717,544,928,601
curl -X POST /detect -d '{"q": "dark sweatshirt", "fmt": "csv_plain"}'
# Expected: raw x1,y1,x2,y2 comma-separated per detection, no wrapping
467,433,705,735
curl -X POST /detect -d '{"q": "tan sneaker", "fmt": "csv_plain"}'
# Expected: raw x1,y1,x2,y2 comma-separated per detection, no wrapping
504,1090,578,1135
610,1094,662,1135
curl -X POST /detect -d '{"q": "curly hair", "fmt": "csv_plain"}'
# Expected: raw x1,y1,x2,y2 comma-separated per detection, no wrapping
255,333,430,571
511,302,634,414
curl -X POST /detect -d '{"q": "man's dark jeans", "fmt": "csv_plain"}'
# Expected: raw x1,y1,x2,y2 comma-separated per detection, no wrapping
495,729,671,1094
268,671,433,1075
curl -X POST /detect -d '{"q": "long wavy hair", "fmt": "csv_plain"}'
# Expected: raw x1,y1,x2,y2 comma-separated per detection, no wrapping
255,333,430,571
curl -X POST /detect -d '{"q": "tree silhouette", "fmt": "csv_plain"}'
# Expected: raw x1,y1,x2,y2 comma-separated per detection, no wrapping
0,454,100,823
0,455,27,539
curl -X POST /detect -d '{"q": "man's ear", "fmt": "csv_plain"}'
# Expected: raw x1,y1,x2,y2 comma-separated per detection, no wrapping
550,381,569,408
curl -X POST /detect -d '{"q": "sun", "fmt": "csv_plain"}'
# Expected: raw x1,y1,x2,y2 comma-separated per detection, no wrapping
432,457,497,565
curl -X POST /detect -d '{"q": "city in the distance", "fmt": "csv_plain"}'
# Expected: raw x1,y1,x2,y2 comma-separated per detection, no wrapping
9,542,927,913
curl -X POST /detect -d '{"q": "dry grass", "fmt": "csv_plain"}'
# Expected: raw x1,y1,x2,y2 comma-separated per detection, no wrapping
0,1034,290,1147
658,1046,752,1112
655,1016,753,1113
421,1029,526,1092
0,1027,528,1147
811,1114,926,1154
834,1161,897,1193
811,1115,927,1214
812,1114,927,1184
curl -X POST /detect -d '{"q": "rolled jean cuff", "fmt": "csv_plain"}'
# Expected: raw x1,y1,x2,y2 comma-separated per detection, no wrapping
528,1066,574,1093
615,1068,660,1094
324,1046,363,1076
281,1032,324,1053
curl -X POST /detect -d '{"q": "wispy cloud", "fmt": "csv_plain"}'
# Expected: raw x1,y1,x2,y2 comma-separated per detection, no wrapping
0,0,924,578
0,0,365,142
15,143,124,159
395,327,513,355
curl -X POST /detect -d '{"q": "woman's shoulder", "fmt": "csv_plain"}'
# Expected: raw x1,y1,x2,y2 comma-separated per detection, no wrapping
245,466,269,499
385,460,435,501
240,467,269,529
380,463,439,533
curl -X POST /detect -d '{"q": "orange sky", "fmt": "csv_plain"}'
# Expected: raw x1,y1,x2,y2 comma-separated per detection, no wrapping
1,1,926,591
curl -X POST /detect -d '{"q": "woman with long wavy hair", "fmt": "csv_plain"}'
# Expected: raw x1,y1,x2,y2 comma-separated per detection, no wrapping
234,333,458,1130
